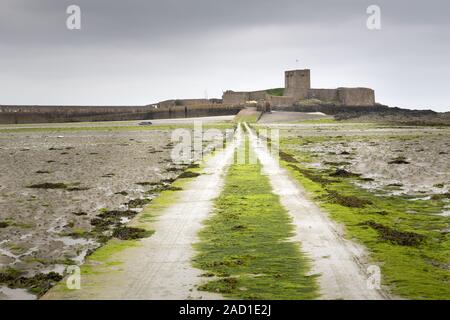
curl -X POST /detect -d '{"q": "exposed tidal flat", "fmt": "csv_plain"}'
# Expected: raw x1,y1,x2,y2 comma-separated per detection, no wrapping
0,120,232,299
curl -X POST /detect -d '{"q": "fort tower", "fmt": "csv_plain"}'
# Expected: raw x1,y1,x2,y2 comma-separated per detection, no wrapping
284,69,311,100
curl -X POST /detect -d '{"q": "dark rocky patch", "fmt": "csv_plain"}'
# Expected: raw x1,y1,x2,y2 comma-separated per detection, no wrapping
0,221,10,228
126,198,152,208
287,103,450,126
112,227,153,240
326,190,372,208
360,177,375,182
66,186,90,192
288,164,335,185
165,186,183,191
279,151,299,164
90,209,139,235
97,210,137,220
387,183,403,187
330,169,361,178
101,173,115,178
178,171,201,179
72,211,87,216
0,269,63,297
27,182,68,189
324,161,351,166
90,217,113,229
364,221,425,246
431,192,450,201
136,181,157,186
35,170,51,174
388,156,410,165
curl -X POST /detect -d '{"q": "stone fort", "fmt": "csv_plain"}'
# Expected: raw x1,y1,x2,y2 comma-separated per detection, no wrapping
223,69,375,107
0,69,376,124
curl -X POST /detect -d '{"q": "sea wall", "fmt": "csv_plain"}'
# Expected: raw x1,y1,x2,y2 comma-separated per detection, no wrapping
0,104,241,124
158,99,219,108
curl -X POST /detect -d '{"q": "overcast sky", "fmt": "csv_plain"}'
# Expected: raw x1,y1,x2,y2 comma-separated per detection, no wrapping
0,0,449,111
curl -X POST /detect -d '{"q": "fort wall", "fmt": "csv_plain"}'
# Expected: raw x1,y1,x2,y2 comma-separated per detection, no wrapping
337,88,375,106
248,90,267,101
266,95,296,107
222,90,267,105
222,91,249,104
307,89,339,102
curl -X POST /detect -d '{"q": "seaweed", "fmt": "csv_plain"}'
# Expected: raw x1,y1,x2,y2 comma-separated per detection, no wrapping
288,164,335,185
112,227,153,240
126,198,152,208
27,183,68,189
363,221,425,246
178,171,201,179
0,221,10,228
388,156,410,164
0,269,63,297
329,169,361,178
431,192,450,201
326,190,372,208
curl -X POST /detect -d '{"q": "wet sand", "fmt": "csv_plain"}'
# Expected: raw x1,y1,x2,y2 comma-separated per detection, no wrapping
262,122,450,198
0,120,231,299
0,130,173,277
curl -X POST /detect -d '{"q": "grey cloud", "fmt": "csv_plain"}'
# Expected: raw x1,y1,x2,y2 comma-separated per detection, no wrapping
0,0,449,111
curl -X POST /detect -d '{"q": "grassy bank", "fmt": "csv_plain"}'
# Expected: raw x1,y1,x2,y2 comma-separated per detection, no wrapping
193,135,318,299
266,88,284,96
273,134,450,300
